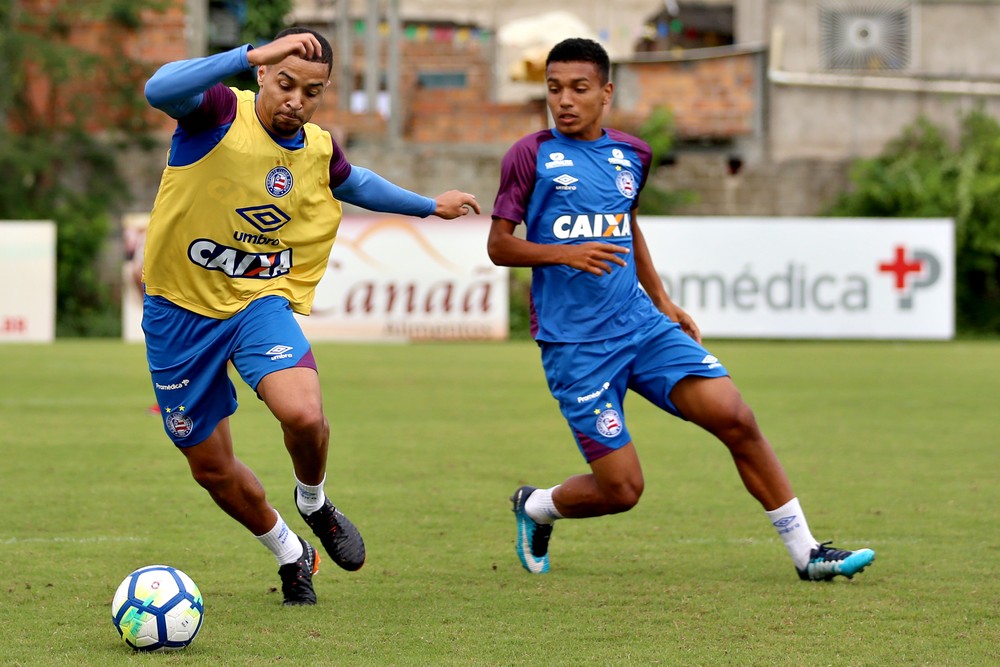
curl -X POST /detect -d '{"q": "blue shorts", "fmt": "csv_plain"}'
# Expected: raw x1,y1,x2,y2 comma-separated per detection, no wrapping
142,294,317,447
540,315,730,463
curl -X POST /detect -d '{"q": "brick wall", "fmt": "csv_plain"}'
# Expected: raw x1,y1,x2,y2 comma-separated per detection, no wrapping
615,52,758,140
18,0,186,135
308,33,546,146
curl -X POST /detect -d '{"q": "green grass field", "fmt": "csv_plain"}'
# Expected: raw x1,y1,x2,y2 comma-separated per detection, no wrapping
1,339,998,666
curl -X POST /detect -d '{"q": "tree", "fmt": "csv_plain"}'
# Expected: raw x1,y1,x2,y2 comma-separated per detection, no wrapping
826,108,1000,334
0,0,165,336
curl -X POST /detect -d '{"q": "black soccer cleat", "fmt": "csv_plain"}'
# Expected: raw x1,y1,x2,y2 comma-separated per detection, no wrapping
797,541,876,581
278,536,319,606
297,489,366,571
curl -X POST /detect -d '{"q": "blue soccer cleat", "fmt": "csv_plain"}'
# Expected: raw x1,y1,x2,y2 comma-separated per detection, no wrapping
797,541,876,581
511,485,553,574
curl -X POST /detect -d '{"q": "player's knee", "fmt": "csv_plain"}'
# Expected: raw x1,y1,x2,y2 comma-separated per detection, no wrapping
714,401,761,444
280,405,327,439
604,481,643,514
188,460,232,491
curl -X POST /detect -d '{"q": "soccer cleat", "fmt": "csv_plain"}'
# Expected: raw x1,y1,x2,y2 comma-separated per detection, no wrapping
278,537,319,606
511,485,553,574
797,541,876,581
296,490,366,571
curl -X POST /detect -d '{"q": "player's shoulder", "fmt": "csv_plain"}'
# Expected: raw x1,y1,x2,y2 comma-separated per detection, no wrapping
605,128,651,154
506,129,558,158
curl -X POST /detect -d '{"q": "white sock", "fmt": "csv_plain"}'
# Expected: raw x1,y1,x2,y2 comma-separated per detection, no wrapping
254,511,304,565
295,475,326,516
525,486,564,525
765,497,819,571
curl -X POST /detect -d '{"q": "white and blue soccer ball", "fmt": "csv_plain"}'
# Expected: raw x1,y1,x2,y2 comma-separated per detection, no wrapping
111,565,204,651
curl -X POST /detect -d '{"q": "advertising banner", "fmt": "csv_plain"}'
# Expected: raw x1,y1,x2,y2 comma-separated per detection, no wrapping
297,215,507,341
640,217,954,339
0,221,56,343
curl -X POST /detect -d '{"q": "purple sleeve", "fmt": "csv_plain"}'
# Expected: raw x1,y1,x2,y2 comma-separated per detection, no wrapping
177,84,238,134
607,128,653,209
328,136,352,189
491,132,549,223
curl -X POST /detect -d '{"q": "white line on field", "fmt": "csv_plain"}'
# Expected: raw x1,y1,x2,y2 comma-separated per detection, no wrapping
2,536,148,545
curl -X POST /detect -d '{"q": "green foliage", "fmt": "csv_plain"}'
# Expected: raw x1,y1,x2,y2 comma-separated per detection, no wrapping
216,0,294,90
636,106,697,214
826,109,1000,333
242,0,294,46
507,267,534,340
0,1,163,336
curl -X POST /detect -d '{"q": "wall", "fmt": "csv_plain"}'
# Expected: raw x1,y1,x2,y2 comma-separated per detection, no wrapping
765,0,1000,161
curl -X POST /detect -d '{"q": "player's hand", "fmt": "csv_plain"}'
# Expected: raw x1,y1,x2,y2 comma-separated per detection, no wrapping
662,301,702,343
247,33,324,67
562,242,629,276
433,190,480,219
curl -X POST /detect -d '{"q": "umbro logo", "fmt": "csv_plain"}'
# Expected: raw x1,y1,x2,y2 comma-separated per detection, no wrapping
701,354,722,370
773,515,797,529
553,173,579,191
266,345,294,360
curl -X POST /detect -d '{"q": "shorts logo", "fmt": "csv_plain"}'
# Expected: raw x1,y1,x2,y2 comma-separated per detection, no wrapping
266,345,293,360
577,381,610,403
615,171,636,199
595,408,623,438
164,405,193,439
265,166,293,197
155,379,190,391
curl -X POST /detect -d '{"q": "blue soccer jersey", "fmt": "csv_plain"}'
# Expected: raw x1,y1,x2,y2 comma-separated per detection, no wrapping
493,128,658,342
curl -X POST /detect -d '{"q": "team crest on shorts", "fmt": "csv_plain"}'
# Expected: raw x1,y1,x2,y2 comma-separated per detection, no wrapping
616,170,636,199
595,408,623,438
265,166,294,197
164,405,194,439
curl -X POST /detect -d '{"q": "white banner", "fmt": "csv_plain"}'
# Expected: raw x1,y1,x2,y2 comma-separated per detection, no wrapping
0,221,56,343
640,217,954,339
298,215,508,341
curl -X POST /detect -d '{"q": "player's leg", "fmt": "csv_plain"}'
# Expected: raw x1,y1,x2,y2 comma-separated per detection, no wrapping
234,296,365,572
551,442,644,517
143,295,319,604
670,375,792,509
670,373,875,581
180,418,319,604
511,334,640,573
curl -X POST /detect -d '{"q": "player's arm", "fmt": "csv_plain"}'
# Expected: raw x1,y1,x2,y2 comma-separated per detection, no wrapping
144,45,252,118
144,33,327,118
332,167,479,219
487,217,629,276
632,212,702,342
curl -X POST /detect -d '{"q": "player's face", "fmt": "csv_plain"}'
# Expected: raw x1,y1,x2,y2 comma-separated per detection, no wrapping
255,57,330,137
545,61,612,141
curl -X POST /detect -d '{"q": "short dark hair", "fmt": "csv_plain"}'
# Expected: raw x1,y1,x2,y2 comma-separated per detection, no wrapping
546,38,610,84
273,27,333,76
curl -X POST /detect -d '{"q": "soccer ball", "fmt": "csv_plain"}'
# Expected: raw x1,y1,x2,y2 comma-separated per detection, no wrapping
111,565,204,651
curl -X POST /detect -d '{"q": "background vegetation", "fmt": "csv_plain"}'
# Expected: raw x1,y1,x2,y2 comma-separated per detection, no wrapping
826,108,1000,334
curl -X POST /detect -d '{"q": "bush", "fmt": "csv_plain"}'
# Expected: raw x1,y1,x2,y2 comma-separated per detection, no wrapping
825,109,1000,333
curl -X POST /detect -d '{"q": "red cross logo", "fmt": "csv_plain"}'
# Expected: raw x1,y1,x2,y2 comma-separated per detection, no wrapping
878,246,924,290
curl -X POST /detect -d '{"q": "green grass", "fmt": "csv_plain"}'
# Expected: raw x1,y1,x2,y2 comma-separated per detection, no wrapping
1,340,998,666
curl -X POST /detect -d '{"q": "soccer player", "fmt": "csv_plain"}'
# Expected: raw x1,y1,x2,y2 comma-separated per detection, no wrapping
488,38,874,581
142,28,480,606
